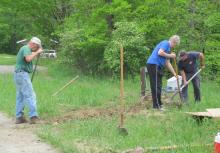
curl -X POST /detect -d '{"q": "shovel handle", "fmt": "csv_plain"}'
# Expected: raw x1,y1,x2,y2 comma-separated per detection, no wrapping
173,58,182,101
171,69,202,99
182,69,202,89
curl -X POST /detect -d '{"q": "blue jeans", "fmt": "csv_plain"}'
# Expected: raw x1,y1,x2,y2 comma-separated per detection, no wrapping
181,73,201,102
14,71,38,118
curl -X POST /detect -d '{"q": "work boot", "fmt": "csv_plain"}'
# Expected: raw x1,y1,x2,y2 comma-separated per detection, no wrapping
15,116,27,124
29,116,40,124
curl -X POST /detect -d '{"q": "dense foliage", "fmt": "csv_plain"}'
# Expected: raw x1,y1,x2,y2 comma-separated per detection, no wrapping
0,0,219,78
104,21,148,77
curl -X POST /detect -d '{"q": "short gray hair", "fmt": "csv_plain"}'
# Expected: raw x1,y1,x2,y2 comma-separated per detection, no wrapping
169,35,180,45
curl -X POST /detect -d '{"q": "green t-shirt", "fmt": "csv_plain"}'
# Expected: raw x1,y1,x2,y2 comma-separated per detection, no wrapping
15,45,33,73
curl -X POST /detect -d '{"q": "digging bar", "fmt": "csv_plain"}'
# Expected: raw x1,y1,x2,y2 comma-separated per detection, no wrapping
31,54,40,82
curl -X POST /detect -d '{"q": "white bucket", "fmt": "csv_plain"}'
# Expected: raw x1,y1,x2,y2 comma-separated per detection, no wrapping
166,75,182,92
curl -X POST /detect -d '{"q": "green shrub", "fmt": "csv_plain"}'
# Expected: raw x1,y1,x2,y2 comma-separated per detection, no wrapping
104,22,148,77
203,41,220,80
59,26,107,74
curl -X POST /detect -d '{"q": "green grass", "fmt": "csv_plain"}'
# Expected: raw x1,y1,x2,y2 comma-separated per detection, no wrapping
0,55,220,153
38,115,215,153
36,80,220,153
0,54,16,65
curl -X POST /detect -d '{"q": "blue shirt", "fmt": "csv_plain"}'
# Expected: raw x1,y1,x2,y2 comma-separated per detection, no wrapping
147,40,171,68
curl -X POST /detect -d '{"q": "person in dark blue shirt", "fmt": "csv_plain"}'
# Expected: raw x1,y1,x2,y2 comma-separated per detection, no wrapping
146,35,180,110
178,51,205,102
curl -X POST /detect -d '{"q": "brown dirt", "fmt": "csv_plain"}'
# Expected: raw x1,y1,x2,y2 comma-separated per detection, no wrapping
48,94,167,124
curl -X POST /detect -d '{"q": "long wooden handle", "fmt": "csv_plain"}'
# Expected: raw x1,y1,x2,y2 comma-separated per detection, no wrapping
145,143,211,152
173,57,182,102
120,45,124,128
52,75,79,96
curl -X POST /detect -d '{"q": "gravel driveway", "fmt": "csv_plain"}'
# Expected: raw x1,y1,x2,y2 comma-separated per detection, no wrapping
0,65,47,74
0,65,56,153
0,112,60,153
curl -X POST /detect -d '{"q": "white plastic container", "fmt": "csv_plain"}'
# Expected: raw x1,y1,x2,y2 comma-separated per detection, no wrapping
166,75,182,92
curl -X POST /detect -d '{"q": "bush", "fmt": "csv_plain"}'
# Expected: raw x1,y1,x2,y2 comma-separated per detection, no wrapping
59,26,107,74
104,22,148,77
203,40,220,80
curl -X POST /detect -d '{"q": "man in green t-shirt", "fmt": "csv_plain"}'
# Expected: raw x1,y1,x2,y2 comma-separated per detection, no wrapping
14,37,43,124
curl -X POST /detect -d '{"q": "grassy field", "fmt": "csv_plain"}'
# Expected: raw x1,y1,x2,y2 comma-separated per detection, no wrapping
0,54,16,65
0,54,220,153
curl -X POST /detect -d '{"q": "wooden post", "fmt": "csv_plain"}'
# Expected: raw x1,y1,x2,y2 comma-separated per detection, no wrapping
140,67,146,96
119,44,124,128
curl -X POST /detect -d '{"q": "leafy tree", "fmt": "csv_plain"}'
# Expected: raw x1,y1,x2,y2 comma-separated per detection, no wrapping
57,0,108,74
0,0,67,53
57,0,133,74
104,22,147,77
0,0,219,80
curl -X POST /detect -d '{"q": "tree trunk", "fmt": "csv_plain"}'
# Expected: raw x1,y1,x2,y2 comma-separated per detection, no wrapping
105,0,114,36
10,32,17,53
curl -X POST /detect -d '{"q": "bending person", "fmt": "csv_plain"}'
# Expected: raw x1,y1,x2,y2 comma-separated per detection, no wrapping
178,51,205,102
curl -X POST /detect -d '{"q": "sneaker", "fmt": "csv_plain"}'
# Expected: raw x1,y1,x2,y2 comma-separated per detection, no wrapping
29,116,40,124
15,116,27,124
159,107,165,112
153,106,165,112
152,107,160,111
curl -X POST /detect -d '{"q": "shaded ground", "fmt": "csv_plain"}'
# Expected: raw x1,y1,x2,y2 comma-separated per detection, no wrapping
0,112,60,153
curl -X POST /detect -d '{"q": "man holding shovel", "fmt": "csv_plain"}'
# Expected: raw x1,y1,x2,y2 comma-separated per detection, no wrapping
14,37,43,124
146,35,180,110
178,51,205,102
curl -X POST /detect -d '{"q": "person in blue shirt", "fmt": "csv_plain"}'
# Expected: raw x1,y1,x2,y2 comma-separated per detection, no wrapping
178,51,205,102
146,35,180,110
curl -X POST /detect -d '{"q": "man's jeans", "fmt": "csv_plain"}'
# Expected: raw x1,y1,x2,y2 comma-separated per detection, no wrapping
181,73,201,102
14,71,38,118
